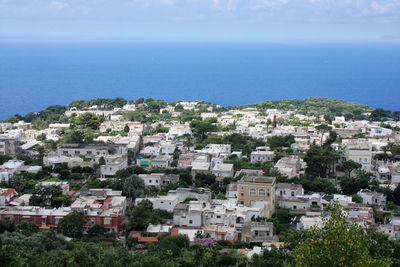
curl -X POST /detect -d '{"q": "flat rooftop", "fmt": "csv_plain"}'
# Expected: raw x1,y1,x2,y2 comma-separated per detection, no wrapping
239,176,276,184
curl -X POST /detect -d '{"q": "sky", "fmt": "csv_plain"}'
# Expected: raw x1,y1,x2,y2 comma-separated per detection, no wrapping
0,0,400,43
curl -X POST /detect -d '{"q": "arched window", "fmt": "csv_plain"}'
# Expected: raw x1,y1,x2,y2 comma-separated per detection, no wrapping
259,189,266,196
250,189,256,196
236,217,244,224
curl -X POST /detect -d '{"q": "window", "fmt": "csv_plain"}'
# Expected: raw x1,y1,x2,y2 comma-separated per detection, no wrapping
254,231,258,236
240,201,244,205
240,192,244,196
293,205,297,209
259,189,266,196
104,218,111,225
291,192,294,197
42,217,46,224
149,179,152,183
250,189,256,196
283,191,286,195
189,220,193,224
217,216,221,219
267,193,270,197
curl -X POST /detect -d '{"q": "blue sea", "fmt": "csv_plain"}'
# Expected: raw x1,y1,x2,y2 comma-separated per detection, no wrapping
0,43,399,119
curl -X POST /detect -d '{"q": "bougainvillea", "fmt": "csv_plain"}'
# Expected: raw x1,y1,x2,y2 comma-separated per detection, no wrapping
193,237,217,249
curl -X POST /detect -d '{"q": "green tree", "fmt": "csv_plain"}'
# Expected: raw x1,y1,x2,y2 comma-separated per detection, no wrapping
393,184,400,205
340,175,370,195
124,125,130,132
68,130,85,143
87,224,107,238
127,200,154,231
123,175,145,200
36,133,47,141
304,145,330,177
57,212,87,238
69,112,103,130
315,124,332,146
292,204,391,266
190,119,218,140
99,156,106,166
340,160,362,177
135,97,144,104
6,116,19,123
0,155,12,165
266,135,295,150
174,104,184,112
0,218,16,234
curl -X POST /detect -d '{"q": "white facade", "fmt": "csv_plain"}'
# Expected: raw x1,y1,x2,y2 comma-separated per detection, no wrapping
0,160,24,183
250,151,274,163
345,143,372,172
136,195,180,212
100,156,128,177
212,163,234,178
139,174,163,188
36,181,70,195
358,189,386,206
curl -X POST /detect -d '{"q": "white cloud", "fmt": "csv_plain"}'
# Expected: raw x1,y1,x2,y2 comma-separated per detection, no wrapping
362,0,400,15
155,0,176,5
248,0,288,10
48,1,69,11
210,0,240,11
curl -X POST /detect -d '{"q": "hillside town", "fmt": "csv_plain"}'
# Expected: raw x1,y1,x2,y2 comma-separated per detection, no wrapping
1,97,400,265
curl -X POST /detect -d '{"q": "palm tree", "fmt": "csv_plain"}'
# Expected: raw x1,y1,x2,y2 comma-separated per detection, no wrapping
182,134,193,151
316,124,332,146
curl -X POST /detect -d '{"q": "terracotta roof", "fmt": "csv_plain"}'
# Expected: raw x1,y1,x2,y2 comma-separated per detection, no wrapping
105,198,112,203
215,231,227,235
170,229,179,236
1,188,16,197
132,233,158,243
66,191,77,196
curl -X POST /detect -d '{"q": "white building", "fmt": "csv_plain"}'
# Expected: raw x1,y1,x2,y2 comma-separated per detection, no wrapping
151,155,173,168
197,144,231,157
274,157,300,178
0,160,24,183
212,163,234,178
100,156,128,177
36,181,70,195
250,151,274,163
135,195,180,212
357,189,386,206
345,142,372,172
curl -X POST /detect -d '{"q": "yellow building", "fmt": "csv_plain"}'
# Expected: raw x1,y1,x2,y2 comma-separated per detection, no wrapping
237,176,276,218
